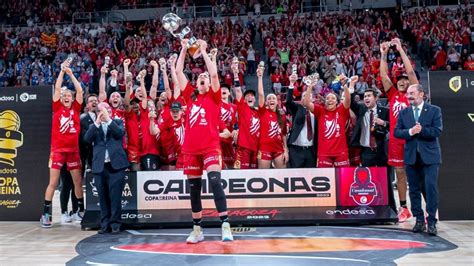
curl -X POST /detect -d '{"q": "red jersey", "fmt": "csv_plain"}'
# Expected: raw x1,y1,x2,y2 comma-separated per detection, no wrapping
258,107,287,153
51,100,81,152
313,104,350,157
182,83,222,154
236,98,260,152
158,116,185,159
387,86,409,144
125,109,141,151
139,105,160,156
220,102,237,144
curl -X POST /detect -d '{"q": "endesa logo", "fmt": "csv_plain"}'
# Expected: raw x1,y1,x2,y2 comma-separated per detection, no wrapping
143,176,331,198
0,96,15,102
121,213,153,220
326,208,375,215
349,167,378,206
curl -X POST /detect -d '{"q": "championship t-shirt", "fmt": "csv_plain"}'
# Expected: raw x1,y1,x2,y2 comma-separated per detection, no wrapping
387,86,409,144
220,101,237,144
51,100,81,152
158,116,185,160
313,104,350,156
236,97,260,152
182,82,221,154
139,104,160,156
125,109,141,152
258,107,286,153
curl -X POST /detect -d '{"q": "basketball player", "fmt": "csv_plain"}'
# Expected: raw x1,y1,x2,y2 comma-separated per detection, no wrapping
380,38,419,222
41,59,84,228
175,38,233,243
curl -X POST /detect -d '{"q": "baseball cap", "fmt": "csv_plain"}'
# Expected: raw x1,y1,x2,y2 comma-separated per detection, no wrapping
243,89,256,97
396,73,409,81
170,102,182,111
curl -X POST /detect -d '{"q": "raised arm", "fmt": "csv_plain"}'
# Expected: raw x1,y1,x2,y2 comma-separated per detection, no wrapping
168,55,181,100
53,64,66,102
176,39,189,91
198,40,220,92
343,75,357,109
158,58,172,100
64,67,83,104
231,60,242,102
257,64,265,108
302,78,315,113
123,59,132,112
149,60,159,100
379,41,393,93
98,65,108,102
392,38,418,85
138,70,148,110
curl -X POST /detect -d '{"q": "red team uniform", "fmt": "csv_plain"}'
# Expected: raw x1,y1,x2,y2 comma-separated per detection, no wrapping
181,83,222,176
49,100,82,170
234,97,260,169
387,86,409,167
157,115,185,168
220,102,237,167
257,107,287,160
125,108,141,164
313,104,350,167
139,102,161,168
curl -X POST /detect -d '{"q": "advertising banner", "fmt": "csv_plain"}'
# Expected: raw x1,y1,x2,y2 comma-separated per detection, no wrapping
428,71,474,220
0,87,51,221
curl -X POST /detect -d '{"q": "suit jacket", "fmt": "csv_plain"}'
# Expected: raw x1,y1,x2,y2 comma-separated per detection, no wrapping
84,119,130,174
394,102,443,165
79,112,95,166
286,88,317,146
350,98,389,148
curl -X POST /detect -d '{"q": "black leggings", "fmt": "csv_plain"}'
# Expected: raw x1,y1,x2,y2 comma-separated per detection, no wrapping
60,166,78,214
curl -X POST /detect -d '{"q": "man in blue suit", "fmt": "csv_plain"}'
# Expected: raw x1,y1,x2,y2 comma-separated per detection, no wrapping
394,84,443,236
84,102,130,234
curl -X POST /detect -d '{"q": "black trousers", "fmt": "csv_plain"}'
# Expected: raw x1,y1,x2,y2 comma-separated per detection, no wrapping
288,145,316,168
360,147,387,167
94,163,126,231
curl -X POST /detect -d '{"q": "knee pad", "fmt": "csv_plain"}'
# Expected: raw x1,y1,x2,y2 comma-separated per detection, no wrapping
207,171,227,213
188,178,202,213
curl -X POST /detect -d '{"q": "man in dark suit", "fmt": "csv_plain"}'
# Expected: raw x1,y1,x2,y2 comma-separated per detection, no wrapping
286,74,317,168
350,88,390,166
84,102,130,234
395,84,443,236
80,94,98,173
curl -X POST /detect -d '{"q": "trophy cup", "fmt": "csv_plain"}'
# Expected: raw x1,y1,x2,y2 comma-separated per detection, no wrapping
162,13,201,59
291,64,297,75
302,73,319,86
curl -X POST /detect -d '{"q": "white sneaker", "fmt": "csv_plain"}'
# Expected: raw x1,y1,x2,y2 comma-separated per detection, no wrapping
221,222,233,241
40,214,52,228
186,225,204,244
70,211,83,222
61,212,72,224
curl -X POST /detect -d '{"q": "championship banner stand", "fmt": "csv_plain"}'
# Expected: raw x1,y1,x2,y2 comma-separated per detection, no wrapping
82,167,398,229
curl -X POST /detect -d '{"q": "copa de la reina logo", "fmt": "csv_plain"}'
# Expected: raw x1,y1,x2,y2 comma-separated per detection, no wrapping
0,110,24,166
349,167,378,206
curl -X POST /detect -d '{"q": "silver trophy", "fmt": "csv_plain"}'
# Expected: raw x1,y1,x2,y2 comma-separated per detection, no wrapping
158,58,167,71
302,73,319,86
291,64,297,75
162,13,201,59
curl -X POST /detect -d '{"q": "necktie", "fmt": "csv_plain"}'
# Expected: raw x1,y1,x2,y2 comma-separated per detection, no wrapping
414,107,420,122
306,110,313,141
369,110,377,149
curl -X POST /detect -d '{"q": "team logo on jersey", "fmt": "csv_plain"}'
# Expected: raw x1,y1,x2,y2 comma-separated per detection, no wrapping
324,113,340,139
392,99,407,119
189,104,207,127
59,110,77,134
221,106,232,123
268,121,281,138
249,116,260,135
175,125,185,145
349,167,378,206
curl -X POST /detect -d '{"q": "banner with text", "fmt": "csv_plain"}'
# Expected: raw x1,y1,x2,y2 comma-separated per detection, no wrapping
0,86,51,221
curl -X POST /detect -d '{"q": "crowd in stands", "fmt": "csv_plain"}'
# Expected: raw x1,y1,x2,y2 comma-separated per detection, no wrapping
0,5,472,90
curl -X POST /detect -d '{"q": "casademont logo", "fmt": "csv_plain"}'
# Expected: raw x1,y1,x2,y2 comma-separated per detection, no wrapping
0,110,24,166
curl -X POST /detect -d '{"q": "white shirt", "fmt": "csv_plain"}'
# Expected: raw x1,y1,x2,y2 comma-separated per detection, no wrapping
95,120,112,163
88,111,96,122
360,106,377,147
292,110,315,147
